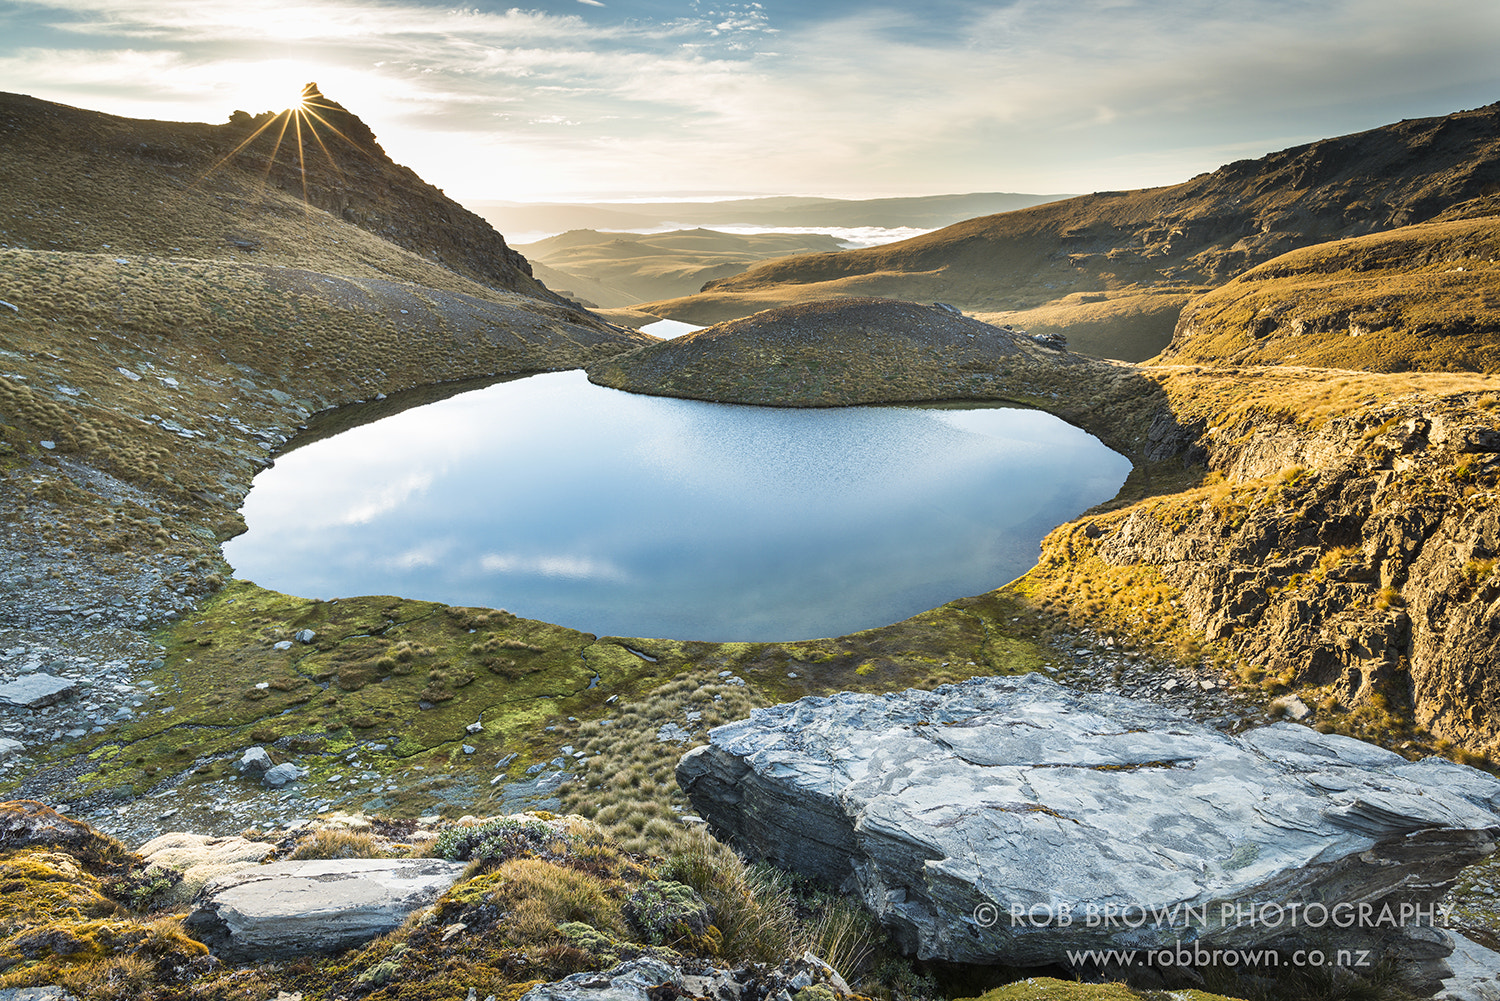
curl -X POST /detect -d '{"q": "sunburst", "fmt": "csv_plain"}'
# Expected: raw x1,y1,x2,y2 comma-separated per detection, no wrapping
199,80,372,212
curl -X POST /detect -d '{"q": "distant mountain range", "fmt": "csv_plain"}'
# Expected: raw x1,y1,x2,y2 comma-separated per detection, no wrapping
470,192,1074,241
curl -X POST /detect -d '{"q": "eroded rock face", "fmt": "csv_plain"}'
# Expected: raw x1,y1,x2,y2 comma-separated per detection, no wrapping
677,675,1500,977
183,857,468,962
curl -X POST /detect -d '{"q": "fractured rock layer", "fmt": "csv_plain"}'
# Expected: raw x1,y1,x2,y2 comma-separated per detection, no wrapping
678,674,1500,974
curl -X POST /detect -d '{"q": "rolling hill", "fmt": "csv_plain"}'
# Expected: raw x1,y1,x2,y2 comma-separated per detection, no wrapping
633,102,1500,362
513,228,847,307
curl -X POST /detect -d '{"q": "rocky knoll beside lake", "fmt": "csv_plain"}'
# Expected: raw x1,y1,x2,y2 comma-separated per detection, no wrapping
587,299,1161,456
678,674,1500,989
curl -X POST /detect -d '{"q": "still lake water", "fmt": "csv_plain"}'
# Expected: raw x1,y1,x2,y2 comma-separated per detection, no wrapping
224,371,1131,641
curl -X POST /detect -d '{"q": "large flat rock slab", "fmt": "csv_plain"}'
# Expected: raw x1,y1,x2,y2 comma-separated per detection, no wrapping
0,675,76,708
184,857,468,962
678,674,1500,977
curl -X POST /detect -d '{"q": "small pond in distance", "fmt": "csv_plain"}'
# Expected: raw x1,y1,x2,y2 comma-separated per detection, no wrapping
224,371,1132,641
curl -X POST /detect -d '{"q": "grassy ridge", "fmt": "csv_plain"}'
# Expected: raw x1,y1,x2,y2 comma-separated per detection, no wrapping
633,102,1500,360
514,228,847,308
0,90,554,303
1159,216,1500,372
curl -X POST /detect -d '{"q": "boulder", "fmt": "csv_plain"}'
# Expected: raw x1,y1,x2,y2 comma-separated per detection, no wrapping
0,800,102,853
0,675,75,708
262,762,305,788
136,832,275,907
238,746,273,775
677,675,1500,980
183,857,468,962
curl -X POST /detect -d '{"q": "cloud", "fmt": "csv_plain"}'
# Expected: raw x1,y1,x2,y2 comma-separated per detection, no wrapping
478,552,631,582
3,0,1498,197
337,471,433,525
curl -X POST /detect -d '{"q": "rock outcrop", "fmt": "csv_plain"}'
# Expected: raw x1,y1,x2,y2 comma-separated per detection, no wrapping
136,832,274,907
677,674,1500,984
1071,382,1500,756
183,857,468,962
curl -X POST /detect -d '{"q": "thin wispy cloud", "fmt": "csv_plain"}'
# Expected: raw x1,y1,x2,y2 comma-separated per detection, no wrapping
1,0,1496,199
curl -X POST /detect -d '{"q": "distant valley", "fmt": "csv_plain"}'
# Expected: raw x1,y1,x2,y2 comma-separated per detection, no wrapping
469,191,1074,244
512,228,849,310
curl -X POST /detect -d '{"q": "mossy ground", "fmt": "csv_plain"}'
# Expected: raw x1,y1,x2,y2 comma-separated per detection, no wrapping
957,983,1244,1001
7,579,1064,844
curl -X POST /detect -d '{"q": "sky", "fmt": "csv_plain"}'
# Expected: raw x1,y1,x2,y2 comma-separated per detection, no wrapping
1,0,1498,202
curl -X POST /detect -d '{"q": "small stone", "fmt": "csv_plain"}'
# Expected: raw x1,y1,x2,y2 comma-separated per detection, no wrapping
117,367,141,381
262,763,304,788
787,672,798,679
39,440,56,450
295,629,316,643
462,745,476,755
273,640,293,651
656,723,691,745
0,737,23,759
466,721,483,734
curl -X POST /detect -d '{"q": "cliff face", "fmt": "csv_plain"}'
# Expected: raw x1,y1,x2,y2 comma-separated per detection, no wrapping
1041,378,1500,755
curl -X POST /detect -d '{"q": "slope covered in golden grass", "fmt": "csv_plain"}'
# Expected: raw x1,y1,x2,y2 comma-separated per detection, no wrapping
635,102,1500,361
1158,215,1500,372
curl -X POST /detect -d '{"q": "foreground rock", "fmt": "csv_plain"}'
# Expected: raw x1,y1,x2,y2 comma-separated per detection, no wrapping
518,952,854,1001
183,857,468,962
678,674,1500,985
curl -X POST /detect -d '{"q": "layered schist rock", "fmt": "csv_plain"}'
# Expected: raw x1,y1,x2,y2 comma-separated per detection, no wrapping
677,674,1500,984
183,857,468,962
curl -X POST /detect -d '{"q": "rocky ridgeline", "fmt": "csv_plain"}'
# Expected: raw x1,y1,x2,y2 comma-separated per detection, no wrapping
679,674,1500,993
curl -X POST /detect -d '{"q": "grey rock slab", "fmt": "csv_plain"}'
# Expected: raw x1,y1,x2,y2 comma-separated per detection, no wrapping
0,988,80,1001
677,674,1500,970
1438,932,1500,1001
520,957,682,1001
184,857,468,962
0,675,76,708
